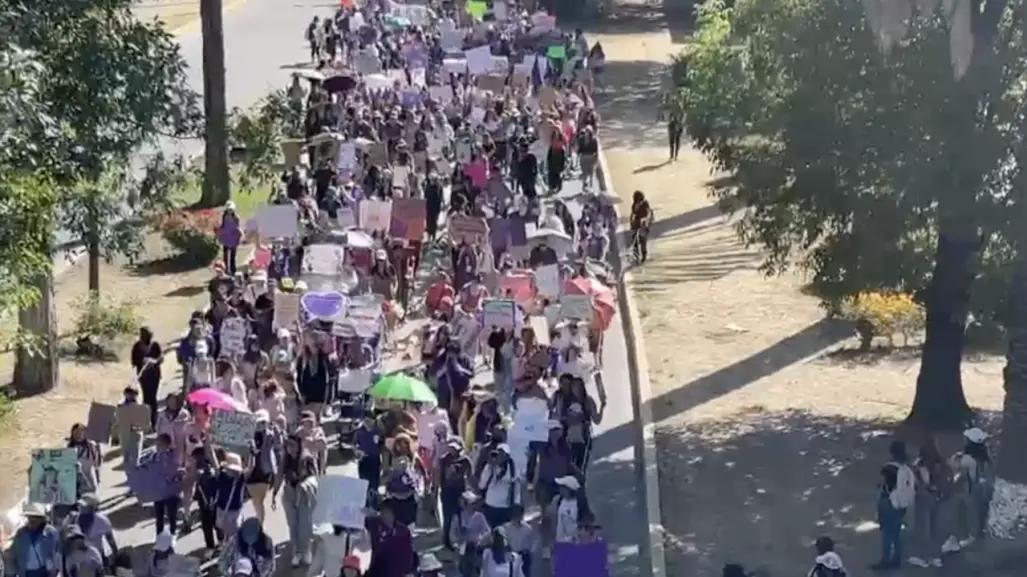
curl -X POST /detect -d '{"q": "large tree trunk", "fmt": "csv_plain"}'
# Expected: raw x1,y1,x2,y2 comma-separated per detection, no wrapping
13,272,59,397
998,249,1027,482
906,231,977,430
199,0,231,209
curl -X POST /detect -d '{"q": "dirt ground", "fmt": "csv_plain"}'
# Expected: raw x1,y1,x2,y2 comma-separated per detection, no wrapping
586,0,1015,575
132,0,202,33
0,236,214,513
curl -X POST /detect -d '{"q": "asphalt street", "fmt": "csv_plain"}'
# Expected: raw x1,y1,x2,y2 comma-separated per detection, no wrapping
79,2,650,575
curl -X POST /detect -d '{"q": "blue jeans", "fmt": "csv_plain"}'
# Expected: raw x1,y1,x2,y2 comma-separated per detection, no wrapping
877,496,905,566
283,484,315,558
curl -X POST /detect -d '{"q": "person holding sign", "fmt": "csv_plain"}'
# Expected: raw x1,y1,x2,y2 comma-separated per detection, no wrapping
275,435,320,567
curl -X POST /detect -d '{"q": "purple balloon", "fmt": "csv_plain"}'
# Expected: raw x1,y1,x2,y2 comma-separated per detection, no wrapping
301,291,347,320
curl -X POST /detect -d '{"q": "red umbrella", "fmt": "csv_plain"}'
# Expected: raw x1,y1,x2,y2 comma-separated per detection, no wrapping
562,276,617,331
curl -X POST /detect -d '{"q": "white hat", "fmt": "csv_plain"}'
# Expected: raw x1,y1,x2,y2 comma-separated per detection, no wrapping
461,490,479,503
419,553,443,572
277,328,291,339
555,476,581,491
225,200,237,212
22,502,47,518
964,427,989,444
154,531,175,552
254,409,270,423
231,558,254,576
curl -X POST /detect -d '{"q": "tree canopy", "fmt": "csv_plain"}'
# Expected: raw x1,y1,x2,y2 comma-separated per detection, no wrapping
676,0,1025,326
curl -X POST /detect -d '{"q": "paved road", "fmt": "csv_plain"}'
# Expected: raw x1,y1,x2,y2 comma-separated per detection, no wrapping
79,2,650,575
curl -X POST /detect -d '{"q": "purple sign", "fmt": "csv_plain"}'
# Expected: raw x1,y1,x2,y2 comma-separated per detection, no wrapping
127,449,180,504
552,541,609,577
301,291,348,321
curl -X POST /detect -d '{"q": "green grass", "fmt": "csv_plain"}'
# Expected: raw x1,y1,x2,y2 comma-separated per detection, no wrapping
173,175,268,219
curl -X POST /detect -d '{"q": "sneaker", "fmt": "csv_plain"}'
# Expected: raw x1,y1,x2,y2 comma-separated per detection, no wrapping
907,557,929,568
941,536,962,553
929,558,943,567
302,551,313,565
958,536,976,548
291,554,302,568
541,547,551,560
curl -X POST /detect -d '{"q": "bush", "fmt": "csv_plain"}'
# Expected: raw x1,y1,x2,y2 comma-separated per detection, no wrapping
839,292,926,350
154,208,221,265
71,291,142,349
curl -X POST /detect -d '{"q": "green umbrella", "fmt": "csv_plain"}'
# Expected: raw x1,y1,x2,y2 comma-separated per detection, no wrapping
368,373,437,403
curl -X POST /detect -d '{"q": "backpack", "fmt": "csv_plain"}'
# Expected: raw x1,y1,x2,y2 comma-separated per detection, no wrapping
889,462,916,509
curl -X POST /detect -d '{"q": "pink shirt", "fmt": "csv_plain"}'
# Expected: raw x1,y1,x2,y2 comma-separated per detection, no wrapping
464,159,489,190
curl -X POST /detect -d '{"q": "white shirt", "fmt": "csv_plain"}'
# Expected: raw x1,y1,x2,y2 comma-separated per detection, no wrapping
478,465,522,509
216,376,247,405
480,552,524,577
555,497,578,543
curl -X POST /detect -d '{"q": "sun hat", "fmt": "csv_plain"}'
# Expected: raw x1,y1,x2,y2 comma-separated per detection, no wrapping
964,427,989,444
23,503,47,518
221,452,244,473
555,475,581,491
231,558,254,576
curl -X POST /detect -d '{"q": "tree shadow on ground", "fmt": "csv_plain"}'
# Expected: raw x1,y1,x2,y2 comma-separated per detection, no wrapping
592,60,668,151
654,408,1022,577
578,0,667,35
165,285,207,298
130,255,209,278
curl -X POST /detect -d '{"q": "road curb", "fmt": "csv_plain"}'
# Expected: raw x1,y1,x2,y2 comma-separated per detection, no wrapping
596,144,667,577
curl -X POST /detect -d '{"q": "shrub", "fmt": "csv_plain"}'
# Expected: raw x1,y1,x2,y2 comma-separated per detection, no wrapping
154,208,221,265
71,291,142,349
839,291,926,350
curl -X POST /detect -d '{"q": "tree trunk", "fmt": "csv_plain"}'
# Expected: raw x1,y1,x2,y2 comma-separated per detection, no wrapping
87,238,100,293
998,248,1027,482
199,0,231,209
13,271,59,397
905,231,977,430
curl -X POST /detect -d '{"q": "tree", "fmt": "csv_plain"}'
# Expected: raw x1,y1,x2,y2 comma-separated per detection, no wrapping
228,90,295,193
1,0,200,393
679,0,1025,430
0,39,61,394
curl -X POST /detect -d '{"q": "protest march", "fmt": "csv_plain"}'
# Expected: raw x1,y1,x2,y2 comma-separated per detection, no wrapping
3,1,622,576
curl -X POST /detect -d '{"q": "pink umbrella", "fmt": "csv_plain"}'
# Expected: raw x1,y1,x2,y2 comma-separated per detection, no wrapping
186,388,249,413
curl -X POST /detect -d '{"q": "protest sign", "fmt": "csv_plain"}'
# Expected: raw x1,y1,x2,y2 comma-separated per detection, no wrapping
500,272,536,305
553,541,609,577
281,139,304,166
273,292,301,328
304,243,346,276
85,402,116,443
359,199,392,232
390,198,427,241
560,294,592,321
220,317,248,357
511,397,550,442
534,264,561,298
337,141,357,171
127,448,181,503
211,410,258,449
338,206,357,229
115,403,150,434
529,315,551,346
256,204,300,239
449,215,488,244
28,449,78,505
466,45,493,75
483,298,516,329
314,475,369,529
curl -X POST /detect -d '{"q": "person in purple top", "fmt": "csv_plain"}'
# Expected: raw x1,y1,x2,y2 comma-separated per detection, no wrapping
366,500,416,577
218,201,243,275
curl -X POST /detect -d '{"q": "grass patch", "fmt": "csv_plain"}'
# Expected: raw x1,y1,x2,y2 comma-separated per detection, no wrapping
0,388,18,433
173,174,268,219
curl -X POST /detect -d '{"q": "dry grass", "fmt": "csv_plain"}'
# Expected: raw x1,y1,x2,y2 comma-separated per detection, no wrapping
590,5,1012,575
